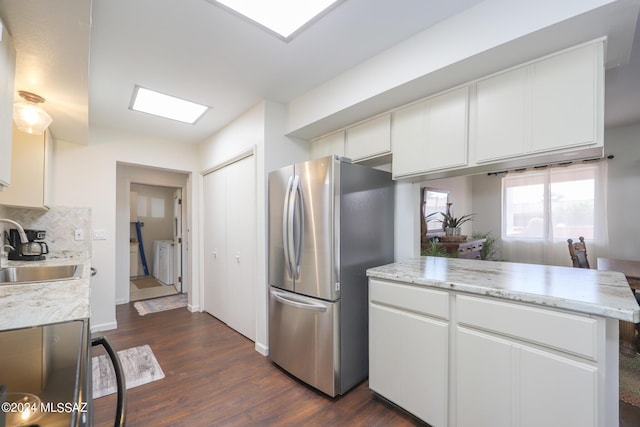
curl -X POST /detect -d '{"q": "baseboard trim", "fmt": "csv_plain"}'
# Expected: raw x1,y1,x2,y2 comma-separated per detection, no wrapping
91,321,117,333
255,341,268,356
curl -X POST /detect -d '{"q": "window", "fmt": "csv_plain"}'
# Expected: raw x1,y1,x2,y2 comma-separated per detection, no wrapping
502,164,597,240
421,188,449,237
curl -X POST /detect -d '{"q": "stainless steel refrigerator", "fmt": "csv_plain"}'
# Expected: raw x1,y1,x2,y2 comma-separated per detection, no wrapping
268,155,394,397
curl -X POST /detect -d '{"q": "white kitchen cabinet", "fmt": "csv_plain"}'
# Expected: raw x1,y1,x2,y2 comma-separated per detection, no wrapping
392,86,468,178
0,125,53,209
473,41,603,163
310,131,344,159
203,155,256,341
457,327,598,427
0,20,16,189
369,276,613,426
345,114,391,162
369,279,449,427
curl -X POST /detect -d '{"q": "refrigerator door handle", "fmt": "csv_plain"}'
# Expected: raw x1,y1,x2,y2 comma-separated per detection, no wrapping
282,175,295,279
291,175,304,279
272,290,328,312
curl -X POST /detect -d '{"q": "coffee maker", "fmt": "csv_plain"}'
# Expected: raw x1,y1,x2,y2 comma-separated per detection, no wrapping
7,229,49,261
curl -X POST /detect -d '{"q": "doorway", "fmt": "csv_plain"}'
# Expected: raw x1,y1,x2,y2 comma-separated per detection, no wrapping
129,183,182,301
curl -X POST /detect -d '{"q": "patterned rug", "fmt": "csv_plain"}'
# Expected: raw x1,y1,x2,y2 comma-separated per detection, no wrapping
133,293,188,316
92,344,165,398
620,353,640,407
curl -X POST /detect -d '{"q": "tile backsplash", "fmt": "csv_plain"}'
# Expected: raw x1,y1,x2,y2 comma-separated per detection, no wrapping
0,206,92,255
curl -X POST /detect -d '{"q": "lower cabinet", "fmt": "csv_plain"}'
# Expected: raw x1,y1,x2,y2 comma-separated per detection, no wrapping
369,304,448,427
369,279,612,427
457,327,597,427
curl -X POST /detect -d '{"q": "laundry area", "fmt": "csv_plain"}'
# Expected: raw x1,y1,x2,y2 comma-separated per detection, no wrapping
129,183,181,301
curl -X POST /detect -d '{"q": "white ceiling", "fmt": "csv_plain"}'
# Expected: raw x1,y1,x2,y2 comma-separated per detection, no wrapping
1,0,639,145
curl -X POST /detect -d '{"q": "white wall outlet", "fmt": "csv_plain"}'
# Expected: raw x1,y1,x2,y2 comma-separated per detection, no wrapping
93,229,107,240
74,229,84,241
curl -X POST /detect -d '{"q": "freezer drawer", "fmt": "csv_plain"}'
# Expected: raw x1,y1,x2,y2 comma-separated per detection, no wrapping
269,287,339,396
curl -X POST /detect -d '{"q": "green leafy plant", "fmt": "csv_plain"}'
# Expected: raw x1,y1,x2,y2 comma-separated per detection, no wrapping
471,231,501,261
420,239,449,257
439,211,475,229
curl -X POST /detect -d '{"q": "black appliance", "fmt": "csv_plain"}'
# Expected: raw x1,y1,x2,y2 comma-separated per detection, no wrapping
7,228,49,261
0,321,126,427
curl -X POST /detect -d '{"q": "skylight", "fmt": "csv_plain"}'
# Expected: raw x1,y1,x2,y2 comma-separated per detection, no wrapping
213,0,341,40
130,86,209,124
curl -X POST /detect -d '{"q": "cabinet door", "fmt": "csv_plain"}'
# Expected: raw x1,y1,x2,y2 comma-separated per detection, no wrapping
0,126,46,208
530,43,599,153
519,346,597,427
224,155,256,341
310,131,344,159
457,327,513,427
202,168,227,322
391,98,429,176
474,67,527,162
0,22,15,188
392,87,468,177
346,114,391,161
370,303,448,427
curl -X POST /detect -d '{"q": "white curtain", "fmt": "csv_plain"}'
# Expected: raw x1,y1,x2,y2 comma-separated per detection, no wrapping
501,161,608,267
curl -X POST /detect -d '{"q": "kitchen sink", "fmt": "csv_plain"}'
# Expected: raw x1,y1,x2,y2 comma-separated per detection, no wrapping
0,264,83,285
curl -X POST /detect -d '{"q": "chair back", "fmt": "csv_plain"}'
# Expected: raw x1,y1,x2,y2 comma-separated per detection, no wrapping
568,237,590,269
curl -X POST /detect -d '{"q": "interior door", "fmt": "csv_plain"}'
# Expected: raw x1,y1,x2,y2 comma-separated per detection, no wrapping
202,168,227,322
173,188,182,293
225,155,256,341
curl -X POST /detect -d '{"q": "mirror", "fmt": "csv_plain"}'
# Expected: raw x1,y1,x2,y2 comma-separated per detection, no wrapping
421,187,449,246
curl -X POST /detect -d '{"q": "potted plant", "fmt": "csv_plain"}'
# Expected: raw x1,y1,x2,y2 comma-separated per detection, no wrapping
439,203,474,237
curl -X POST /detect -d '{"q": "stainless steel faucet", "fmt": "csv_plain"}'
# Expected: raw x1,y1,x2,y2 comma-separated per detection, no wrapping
0,219,28,244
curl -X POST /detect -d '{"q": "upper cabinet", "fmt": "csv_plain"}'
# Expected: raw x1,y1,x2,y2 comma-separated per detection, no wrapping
345,114,391,162
0,20,16,189
392,86,468,178
473,42,603,164
0,125,53,209
310,131,345,160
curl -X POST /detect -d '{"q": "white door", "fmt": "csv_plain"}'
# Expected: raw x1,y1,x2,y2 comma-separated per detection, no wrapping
203,168,227,322
173,188,182,292
224,155,256,341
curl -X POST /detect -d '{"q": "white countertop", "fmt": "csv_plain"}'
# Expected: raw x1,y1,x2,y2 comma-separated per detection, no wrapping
367,256,640,322
0,251,91,331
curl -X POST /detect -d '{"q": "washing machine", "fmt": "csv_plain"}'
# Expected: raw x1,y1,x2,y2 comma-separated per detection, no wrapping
153,240,174,285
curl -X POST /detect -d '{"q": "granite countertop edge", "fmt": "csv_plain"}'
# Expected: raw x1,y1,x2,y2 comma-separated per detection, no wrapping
0,251,91,331
367,257,640,323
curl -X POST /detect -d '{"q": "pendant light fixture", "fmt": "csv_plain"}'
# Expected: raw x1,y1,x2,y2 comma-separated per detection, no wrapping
13,90,53,135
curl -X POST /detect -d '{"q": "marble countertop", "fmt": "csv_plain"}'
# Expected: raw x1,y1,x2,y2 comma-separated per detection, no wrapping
367,257,640,322
0,251,91,331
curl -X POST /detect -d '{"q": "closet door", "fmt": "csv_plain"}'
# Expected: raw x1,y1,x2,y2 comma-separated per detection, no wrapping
224,155,256,341
203,168,227,322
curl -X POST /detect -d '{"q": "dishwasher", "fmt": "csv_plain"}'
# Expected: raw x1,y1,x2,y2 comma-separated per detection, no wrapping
0,319,126,426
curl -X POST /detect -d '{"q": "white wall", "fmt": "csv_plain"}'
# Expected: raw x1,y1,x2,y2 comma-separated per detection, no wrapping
54,128,199,331
198,100,308,356
604,123,640,259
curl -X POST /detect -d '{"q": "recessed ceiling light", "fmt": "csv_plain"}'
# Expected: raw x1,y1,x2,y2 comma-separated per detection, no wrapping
130,86,209,124
213,0,341,40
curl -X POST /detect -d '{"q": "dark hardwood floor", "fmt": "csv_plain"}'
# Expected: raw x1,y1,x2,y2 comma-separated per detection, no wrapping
92,301,640,427
91,302,423,426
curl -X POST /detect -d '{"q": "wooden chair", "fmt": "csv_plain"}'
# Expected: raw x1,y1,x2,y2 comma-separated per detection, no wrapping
568,237,590,269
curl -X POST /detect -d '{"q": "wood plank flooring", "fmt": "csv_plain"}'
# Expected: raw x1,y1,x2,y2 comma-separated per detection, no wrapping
92,302,640,427
91,302,422,426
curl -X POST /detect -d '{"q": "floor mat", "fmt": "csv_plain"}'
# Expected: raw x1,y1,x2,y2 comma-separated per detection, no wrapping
92,344,165,398
133,293,187,316
131,277,163,289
